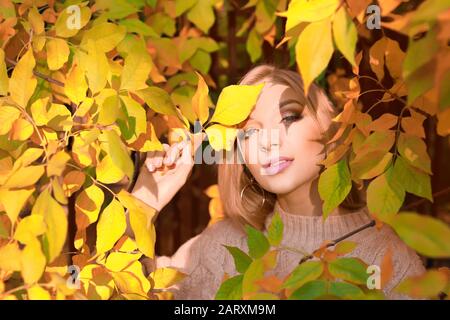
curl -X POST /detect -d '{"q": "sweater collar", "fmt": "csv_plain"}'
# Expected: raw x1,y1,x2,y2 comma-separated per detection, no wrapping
264,201,374,248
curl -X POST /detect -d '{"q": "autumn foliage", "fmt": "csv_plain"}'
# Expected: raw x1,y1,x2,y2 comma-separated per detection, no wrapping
0,0,449,300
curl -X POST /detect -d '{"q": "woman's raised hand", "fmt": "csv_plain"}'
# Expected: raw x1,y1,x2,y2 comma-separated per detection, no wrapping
131,138,195,212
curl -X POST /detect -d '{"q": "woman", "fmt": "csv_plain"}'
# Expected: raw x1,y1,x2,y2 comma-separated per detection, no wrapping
131,64,426,299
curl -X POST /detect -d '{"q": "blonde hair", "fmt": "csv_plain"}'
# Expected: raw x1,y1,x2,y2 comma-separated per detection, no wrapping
217,63,366,232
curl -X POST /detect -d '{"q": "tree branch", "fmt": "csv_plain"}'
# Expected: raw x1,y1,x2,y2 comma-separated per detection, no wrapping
5,57,65,87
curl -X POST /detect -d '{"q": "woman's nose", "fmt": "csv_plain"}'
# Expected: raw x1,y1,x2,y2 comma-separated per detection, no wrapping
258,128,282,152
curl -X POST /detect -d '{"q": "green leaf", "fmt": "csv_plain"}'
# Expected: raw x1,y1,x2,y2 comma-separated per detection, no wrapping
403,28,438,80
394,269,448,298
246,28,263,63
328,257,369,285
367,165,405,223
350,151,393,180
332,7,357,66
242,258,265,294
353,130,395,157
328,281,365,299
397,133,432,174
118,18,159,37
175,0,197,17
186,0,215,33
135,86,178,116
393,156,432,201
245,225,270,259
390,212,450,258
288,279,328,300
282,261,324,290
223,245,252,274
318,158,352,219
267,211,284,247
190,49,211,74
215,274,243,300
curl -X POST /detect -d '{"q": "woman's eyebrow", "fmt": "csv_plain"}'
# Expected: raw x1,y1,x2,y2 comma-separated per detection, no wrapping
279,99,302,108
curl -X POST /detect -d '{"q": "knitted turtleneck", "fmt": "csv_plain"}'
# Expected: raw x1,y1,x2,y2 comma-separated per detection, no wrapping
156,202,426,299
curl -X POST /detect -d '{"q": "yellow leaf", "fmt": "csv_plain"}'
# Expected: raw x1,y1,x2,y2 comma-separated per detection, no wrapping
9,48,37,107
65,64,87,104
74,97,94,117
52,178,68,205
102,130,134,180
205,124,238,151
0,48,8,95
79,265,114,300
112,260,150,298
55,5,91,38
27,284,52,300
80,22,126,52
46,38,70,70
62,170,86,197
0,188,34,223
31,189,68,263
72,131,101,167
14,148,44,167
83,40,109,94
96,154,125,184
75,184,104,227
14,214,46,245
332,7,357,66
135,86,178,116
192,71,210,124
21,238,46,284
296,18,334,94
119,95,147,143
9,118,34,141
120,41,153,91
28,7,45,35
210,83,265,125
279,0,339,31
30,99,72,131
47,151,70,177
117,190,157,258
150,267,187,289
0,242,22,271
103,251,142,272
96,199,126,254
97,92,120,126
3,165,45,189
0,106,21,135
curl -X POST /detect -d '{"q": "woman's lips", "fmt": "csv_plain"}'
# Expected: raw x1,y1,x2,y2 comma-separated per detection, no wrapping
261,158,293,175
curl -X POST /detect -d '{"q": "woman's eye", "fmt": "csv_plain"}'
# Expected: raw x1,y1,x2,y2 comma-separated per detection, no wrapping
281,113,301,123
243,128,258,139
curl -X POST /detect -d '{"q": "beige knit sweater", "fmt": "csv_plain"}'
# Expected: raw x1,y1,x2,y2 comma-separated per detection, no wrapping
156,202,426,300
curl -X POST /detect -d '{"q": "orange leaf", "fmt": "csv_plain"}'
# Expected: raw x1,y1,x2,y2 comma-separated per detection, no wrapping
380,246,394,289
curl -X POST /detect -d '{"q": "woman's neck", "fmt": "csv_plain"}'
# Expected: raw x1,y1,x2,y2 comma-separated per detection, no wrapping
276,176,348,217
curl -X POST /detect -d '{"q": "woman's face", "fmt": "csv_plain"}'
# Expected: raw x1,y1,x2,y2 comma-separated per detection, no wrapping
238,80,332,195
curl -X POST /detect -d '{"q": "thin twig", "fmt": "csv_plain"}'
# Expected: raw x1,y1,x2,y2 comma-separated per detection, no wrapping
5,57,65,87
298,220,376,264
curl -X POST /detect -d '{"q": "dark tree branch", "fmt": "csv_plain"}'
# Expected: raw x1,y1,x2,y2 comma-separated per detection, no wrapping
5,57,65,87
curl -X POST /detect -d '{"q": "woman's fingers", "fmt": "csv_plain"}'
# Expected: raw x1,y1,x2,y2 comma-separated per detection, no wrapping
145,143,169,172
163,140,186,167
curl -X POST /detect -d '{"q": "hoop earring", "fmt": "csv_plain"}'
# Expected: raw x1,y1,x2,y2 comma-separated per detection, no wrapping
240,176,266,211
